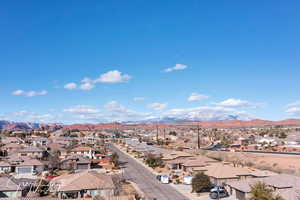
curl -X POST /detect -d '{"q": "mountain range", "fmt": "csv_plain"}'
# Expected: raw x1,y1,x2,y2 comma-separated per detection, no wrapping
1,118,300,131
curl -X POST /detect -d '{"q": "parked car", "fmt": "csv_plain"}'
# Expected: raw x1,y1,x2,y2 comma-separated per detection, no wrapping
209,188,229,199
156,175,162,181
156,174,169,184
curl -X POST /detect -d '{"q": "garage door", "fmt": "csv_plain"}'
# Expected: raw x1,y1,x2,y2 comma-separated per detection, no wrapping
17,167,32,174
77,164,89,170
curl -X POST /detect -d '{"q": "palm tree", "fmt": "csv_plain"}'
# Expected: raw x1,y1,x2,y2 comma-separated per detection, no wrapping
248,182,283,200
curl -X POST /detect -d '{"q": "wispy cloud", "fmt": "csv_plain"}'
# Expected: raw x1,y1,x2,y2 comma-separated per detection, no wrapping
286,101,300,116
63,101,150,122
286,107,300,116
134,97,146,102
12,90,48,97
213,98,261,108
63,105,100,114
1,110,58,123
287,101,300,107
64,82,77,90
77,77,94,91
148,102,168,111
163,64,187,73
187,93,209,102
162,106,251,121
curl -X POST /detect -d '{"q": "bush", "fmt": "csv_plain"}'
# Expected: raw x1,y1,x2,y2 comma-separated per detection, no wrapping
248,182,283,200
192,172,212,193
145,155,163,168
111,152,120,168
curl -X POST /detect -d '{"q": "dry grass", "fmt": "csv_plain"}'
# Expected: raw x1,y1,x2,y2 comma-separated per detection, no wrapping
205,151,300,175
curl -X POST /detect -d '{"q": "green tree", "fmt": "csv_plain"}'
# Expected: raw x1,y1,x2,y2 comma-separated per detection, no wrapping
169,131,177,136
111,152,120,168
35,179,49,196
191,172,212,193
145,155,163,168
247,182,283,200
278,132,287,139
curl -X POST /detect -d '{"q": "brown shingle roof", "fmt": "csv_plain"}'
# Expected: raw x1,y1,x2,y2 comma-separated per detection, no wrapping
50,171,115,192
0,176,19,191
203,163,252,179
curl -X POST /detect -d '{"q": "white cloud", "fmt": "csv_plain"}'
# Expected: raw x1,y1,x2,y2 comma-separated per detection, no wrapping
286,107,300,116
95,70,131,83
148,103,168,111
1,110,58,123
1,101,254,124
103,101,151,122
286,101,300,116
12,90,48,97
161,106,251,121
78,78,95,91
63,102,150,123
163,64,187,73
213,98,260,108
64,82,77,90
187,93,209,102
104,101,126,112
65,70,132,91
287,101,300,107
134,97,145,102
79,82,95,91
63,105,100,114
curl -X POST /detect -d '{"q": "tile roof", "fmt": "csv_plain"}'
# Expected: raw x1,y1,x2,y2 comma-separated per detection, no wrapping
182,158,207,167
162,151,193,160
18,158,44,166
276,189,300,200
0,176,20,191
0,160,11,167
49,171,115,192
19,146,44,153
71,146,94,152
202,163,252,179
264,174,300,189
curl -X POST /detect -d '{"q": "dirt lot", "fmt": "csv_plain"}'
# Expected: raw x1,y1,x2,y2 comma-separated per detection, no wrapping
204,151,300,175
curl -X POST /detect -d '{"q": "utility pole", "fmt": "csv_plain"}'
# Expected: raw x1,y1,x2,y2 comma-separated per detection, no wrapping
156,124,159,144
197,124,201,149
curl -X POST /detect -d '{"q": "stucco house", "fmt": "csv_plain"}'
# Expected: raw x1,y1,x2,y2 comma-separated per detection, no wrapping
0,176,22,198
49,171,115,199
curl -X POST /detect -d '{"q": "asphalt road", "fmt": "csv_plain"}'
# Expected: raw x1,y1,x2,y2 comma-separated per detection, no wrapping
109,144,190,200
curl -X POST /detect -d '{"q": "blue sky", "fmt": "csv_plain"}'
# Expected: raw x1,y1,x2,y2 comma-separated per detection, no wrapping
1,0,300,123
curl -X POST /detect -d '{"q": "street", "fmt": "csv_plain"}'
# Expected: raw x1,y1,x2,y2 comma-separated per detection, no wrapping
109,144,190,200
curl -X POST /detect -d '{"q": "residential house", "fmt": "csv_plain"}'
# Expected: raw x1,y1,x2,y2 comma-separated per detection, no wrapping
15,158,45,175
1,137,24,145
0,176,22,198
70,146,96,159
60,155,91,170
0,161,11,173
18,147,45,159
189,163,252,185
31,137,49,147
162,151,193,170
182,158,207,172
1,143,21,154
228,174,300,200
49,171,115,199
